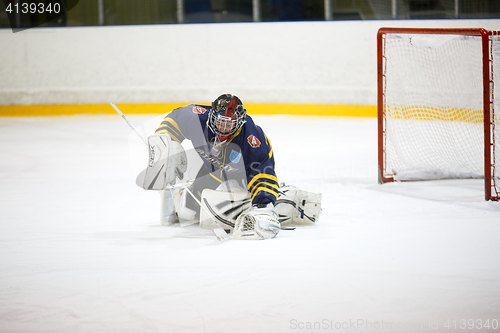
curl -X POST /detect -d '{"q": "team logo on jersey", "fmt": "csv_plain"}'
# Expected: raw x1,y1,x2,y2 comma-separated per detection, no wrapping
192,106,207,114
229,150,241,163
247,135,261,148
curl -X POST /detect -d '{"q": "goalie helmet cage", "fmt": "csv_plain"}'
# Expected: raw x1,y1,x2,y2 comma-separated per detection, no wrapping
377,27,500,201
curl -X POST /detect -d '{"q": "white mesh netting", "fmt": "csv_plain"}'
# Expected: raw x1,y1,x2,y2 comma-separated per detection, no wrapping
382,31,499,198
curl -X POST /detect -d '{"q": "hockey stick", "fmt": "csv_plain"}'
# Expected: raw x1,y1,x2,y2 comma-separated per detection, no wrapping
111,103,229,241
111,103,148,145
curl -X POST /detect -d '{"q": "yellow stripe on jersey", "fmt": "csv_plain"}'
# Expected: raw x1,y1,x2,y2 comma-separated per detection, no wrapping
155,118,186,143
250,181,279,195
247,173,279,191
156,123,178,134
156,129,181,143
164,118,183,136
264,133,273,159
209,172,224,184
251,187,279,202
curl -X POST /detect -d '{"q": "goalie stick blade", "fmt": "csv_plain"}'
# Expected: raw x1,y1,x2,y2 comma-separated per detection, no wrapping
212,227,230,241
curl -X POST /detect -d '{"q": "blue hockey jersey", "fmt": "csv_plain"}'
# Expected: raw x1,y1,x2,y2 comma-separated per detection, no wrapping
155,104,279,206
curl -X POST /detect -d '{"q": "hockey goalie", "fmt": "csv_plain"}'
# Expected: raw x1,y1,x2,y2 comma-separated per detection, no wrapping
139,94,322,240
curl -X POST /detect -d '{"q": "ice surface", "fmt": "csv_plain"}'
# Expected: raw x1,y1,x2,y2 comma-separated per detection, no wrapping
0,115,499,333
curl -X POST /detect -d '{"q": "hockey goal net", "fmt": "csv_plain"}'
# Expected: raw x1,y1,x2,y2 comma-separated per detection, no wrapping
377,27,500,201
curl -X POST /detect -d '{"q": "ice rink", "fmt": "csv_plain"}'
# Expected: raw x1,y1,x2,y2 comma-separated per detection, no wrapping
0,114,499,333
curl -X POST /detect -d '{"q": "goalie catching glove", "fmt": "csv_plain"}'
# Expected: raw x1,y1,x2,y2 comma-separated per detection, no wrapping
233,203,281,240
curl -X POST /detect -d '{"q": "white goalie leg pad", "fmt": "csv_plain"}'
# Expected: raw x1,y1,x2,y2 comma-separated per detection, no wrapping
140,134,188,190
199,188,252,232
233,203,281,240
275,185,322,226
160,180,198,226
160,189,179,225
174,183,197,226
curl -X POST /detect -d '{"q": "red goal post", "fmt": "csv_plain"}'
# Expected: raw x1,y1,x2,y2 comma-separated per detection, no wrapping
377,27,499,201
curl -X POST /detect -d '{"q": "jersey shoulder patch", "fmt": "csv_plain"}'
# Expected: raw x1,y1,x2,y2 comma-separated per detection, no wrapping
192,106,207,114
247,134,261,148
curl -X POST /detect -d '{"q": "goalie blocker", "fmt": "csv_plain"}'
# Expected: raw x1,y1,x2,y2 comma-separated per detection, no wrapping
136,134,187,190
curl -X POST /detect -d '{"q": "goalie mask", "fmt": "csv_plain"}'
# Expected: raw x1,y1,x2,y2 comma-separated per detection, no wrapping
208,94,246,144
